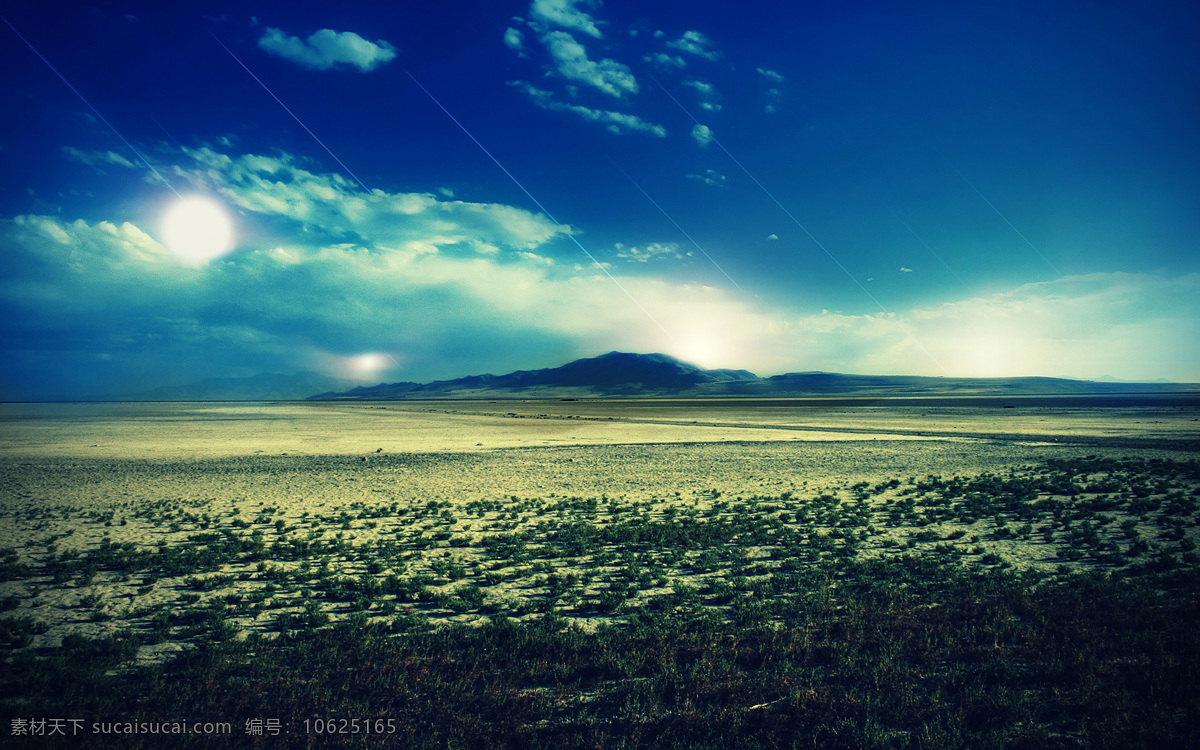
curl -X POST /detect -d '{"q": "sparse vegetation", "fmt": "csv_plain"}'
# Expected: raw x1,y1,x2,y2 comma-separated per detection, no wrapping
2,453,1199,747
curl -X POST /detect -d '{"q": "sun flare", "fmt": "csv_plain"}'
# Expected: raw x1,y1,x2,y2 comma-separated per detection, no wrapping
344,352,393,380
162,196,234,264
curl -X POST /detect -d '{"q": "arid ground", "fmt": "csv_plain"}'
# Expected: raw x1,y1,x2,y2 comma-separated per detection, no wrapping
1,398,1198,747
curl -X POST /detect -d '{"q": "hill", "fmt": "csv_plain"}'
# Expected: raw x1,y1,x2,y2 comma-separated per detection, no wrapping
306,352,1196,400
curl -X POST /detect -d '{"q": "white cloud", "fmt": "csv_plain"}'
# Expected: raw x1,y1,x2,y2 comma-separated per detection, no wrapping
665,30,720,61
7,214,168,269
503,27,526,55
541,31,638,97
4,188,1199,394
682,80,721,112
691,123,714,147
61,147,135,170
508,3,658,134
613,241,686,263
257,27,397,72
510,82,666,136
173,147,572,251
756,67,784,82
766,233,779,241
517,250,555,265
642,52,686,69
529,0,603,38
687,169,725,187
900,266,913,273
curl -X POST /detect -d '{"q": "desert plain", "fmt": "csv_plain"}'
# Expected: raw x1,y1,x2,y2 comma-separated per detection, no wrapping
1,396,1198,747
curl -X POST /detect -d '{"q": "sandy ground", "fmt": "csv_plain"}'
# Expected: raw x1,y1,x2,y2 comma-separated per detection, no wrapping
0,401,954,460
2,399,1195,459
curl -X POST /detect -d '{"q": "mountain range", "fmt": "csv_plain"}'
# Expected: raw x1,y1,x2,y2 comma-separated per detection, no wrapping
305,352,1197,401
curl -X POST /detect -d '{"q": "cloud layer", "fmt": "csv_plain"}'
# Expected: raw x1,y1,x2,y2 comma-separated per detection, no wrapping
3,142,1197,398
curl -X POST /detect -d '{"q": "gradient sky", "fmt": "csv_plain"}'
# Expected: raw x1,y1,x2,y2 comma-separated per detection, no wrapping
2,0,1198,399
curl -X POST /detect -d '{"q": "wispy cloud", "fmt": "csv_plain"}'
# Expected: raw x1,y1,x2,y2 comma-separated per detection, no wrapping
61,146,135,170
503,27,527,56
691,123,714,147
174,147,572,251
507,1,664,138
684,79,721,111
257,27,397,72
541,30,638,97
529,0,603,39
687,169,725,187
756,67,784,82
642,52,686,69
613,241,688,263
665,30,720,61
510,82,666,136
765,86,782,114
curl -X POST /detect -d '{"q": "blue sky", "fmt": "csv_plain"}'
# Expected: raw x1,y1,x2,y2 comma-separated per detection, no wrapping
2,0,1197,399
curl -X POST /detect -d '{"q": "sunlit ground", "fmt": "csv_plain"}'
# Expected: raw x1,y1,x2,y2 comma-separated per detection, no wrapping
1,400,1197,747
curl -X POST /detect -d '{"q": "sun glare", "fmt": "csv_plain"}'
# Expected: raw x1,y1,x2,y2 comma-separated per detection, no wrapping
670,333,726,370
962,334,1019,378
162,196,234,264
344,353,392,380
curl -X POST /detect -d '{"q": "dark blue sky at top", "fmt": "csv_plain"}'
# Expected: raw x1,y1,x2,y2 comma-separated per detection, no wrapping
1,0,1198,398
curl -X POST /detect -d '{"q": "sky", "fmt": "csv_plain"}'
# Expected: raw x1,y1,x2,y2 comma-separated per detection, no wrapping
1,0,1198,399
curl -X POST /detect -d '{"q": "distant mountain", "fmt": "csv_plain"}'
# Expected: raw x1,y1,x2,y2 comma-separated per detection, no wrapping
305,352,1197,401
128,371,346,401
308,352,757,400
1095,374,1174,384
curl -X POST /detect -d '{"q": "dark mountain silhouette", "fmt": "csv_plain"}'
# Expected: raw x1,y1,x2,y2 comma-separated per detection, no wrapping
305,352,1195,401
307,352,756,399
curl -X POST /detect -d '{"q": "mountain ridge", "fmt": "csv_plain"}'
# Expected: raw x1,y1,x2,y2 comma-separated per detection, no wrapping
306,352,1197,401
